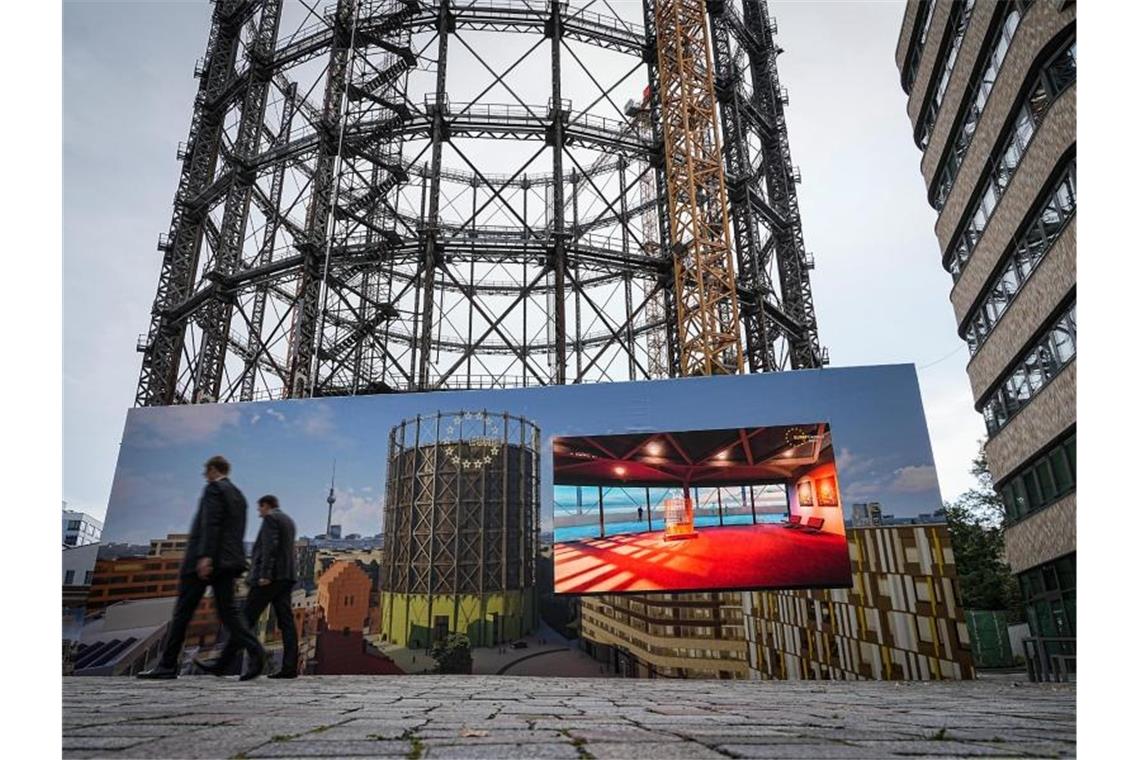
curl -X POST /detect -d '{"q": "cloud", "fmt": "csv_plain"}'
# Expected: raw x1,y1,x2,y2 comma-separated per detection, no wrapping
130,404,242,448
887,465,939,493
265,407,286,424
330,487,384,537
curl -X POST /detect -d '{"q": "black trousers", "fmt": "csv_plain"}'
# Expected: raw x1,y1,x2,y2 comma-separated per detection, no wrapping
217,579,299,674
160,570,264,670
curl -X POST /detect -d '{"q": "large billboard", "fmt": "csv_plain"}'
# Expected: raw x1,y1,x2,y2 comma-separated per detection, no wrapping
77,364,943,676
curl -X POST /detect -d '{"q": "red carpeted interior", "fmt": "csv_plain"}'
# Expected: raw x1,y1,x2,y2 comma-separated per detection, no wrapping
554,524,852,594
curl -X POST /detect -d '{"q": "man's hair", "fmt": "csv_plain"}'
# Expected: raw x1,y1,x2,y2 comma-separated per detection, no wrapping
258,494,279,510
204,455,231,475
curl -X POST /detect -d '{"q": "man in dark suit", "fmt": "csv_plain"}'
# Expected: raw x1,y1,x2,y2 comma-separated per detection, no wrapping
198,494,300,679
137,455,266,680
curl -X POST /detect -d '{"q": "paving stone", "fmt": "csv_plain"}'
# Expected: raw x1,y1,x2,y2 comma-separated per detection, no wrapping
62,676,1075,759
586,740,728,758
62,735,151,750
421,742,580,759
246,739,411,757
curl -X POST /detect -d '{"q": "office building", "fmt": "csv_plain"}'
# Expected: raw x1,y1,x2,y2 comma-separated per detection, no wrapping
63,508,103,547
896,0,1076,660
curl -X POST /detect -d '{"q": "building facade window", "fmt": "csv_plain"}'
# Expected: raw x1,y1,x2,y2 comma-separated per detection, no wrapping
901,0,935,94
915,0,976,150
964,161,1075,354
933,1,1033,208
65,570,75,585
945,38,1076,279
1019,553,1075,643
999,430,1075,523
981,301,1075,436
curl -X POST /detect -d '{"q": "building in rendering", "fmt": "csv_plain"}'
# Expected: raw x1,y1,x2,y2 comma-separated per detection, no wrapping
581,524,974,680
380,411,541,649
63,508,103,547
896,0,1076,659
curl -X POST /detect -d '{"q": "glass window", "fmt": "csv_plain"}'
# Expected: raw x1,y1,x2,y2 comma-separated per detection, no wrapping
1014,107,1034,151
1041,195,1064,240
1009,365,1030,400
1053,320,1076,364
1023,220,1048,259
64,536,77,546
67,520,81,530
1050,447,1074,494
65,570,75,584
1056,172,1075,215
1064,435,1076,474
1028,82,1050,123
85,570,94,585
1048,45,1077,93
1001,484,1016,519
1025,355,1045,393
1024,468,1043,509
1000,261,1021,294
1011,478,1029,518
1036,459,1058,504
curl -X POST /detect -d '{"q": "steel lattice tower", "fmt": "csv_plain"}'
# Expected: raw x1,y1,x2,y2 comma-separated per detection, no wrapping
135,0,824,407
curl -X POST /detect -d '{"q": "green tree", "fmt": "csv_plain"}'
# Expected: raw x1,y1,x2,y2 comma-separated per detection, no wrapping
944,444,1022,618
429,634,473,674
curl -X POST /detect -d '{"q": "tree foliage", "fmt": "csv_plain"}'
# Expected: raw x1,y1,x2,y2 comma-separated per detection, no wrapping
944,444,1022,617
429,634,473,674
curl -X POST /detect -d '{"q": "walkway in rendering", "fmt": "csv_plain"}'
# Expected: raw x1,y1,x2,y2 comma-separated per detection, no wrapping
63,674,1074,758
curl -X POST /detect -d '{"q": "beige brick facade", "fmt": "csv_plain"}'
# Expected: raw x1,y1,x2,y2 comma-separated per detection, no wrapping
949,86,1075,309
985,360,1075,484
918,0,1000,181
906,1,954,126
964,222,1075,399
934,4,1076,250
1004,494,1076,574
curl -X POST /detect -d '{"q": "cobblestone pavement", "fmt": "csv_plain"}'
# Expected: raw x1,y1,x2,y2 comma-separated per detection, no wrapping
63,676,1075,759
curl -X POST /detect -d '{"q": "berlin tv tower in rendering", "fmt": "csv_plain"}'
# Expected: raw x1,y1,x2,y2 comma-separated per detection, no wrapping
325,461,336,538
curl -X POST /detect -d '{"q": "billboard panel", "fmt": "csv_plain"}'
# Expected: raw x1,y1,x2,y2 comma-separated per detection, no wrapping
80,364,943,676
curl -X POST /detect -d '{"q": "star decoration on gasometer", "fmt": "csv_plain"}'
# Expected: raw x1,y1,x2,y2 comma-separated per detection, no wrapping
444,412,503,470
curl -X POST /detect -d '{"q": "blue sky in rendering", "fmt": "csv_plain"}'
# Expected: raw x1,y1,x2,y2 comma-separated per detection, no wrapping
103,364,941,546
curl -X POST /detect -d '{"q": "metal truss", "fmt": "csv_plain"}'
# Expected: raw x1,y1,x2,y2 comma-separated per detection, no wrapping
652,0,743,376
136,0,825,406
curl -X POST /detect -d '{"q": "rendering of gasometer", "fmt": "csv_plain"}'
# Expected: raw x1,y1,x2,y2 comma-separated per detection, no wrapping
135,0,824,407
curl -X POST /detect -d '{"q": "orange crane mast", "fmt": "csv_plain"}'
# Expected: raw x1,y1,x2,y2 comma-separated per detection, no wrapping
653,0,744,376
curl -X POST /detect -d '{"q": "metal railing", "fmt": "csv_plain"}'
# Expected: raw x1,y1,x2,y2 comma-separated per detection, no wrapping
1022,636,1076,682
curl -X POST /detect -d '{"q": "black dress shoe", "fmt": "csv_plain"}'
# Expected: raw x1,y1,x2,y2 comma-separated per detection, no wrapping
267,670,298,679
192,657,228,676
136,665,178,679
239,651,266,682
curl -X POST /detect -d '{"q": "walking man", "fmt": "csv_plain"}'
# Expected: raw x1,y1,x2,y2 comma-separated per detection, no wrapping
137,456,266,680
197,494,299,679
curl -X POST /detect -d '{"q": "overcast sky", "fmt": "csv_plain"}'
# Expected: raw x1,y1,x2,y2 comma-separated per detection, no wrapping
63,0,985,521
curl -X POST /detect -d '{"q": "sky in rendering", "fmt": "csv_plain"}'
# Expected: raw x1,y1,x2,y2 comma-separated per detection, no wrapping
64,1,985,521
102,366,942,545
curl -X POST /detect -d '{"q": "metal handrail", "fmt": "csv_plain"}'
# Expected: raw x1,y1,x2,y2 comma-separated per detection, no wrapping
1022,636,1076,682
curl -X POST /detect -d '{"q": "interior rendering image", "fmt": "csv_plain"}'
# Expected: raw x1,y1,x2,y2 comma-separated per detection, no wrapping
552,423,853,594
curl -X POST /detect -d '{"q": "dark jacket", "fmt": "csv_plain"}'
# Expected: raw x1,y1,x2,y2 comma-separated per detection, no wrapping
181,478,249,577
250,509,297,583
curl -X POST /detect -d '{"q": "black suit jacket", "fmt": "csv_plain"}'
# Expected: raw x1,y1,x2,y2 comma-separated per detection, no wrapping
181,478,249,577
250,509,297,583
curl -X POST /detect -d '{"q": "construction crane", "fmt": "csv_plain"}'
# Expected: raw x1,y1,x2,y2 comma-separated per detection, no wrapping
652,0,744,377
